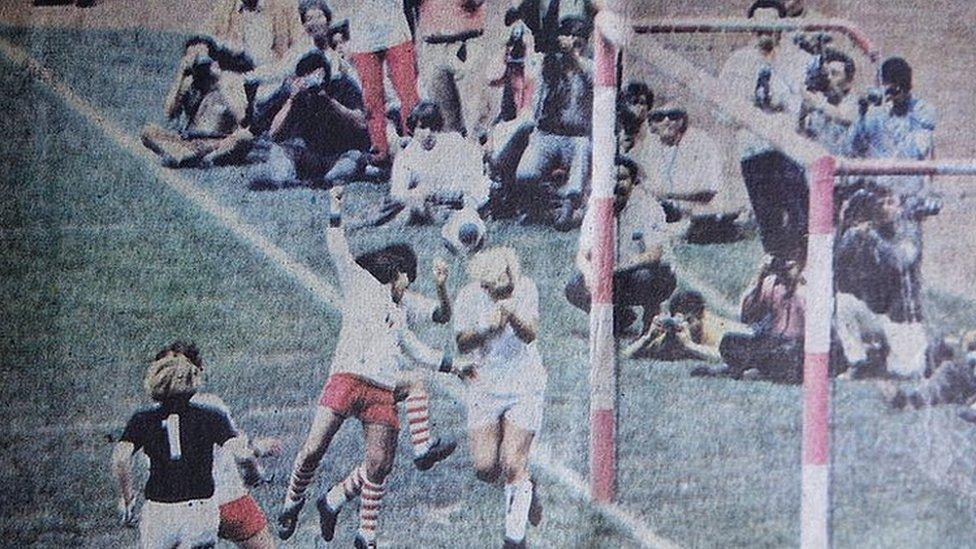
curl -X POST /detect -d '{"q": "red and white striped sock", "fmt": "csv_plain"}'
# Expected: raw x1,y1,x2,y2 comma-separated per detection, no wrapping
358,476,386,543
326,464,366,511
285,460,317,504
406,390,432,457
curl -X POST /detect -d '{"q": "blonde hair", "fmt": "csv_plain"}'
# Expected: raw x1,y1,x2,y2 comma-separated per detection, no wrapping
144,352,203,401
467,246,520,286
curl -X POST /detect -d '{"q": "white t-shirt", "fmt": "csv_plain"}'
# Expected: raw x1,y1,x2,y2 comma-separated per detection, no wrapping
390,132,491,210
579,186,671,268
341,0,412,54
636,127,724,201
190,393,246,505
453,277,546,395
326,227,445,388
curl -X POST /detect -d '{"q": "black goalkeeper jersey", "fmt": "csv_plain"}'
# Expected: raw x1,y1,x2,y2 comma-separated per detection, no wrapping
121,396,236,503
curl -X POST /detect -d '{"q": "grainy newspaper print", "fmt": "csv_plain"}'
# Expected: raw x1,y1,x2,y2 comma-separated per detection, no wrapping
2,0,976,547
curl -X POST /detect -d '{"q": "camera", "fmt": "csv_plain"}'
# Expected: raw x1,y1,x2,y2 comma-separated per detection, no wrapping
505,25,527,65
659,317,680,331
189,54,215,80
858,87,884,114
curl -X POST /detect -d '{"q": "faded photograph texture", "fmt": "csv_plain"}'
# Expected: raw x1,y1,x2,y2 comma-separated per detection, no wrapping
2,0,976,547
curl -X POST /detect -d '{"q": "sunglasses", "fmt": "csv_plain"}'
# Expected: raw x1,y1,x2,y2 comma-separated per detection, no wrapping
649,111,686,123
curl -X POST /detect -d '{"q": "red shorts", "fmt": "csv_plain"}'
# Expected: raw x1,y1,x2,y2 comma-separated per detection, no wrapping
218,494,267,542
319,373,399,429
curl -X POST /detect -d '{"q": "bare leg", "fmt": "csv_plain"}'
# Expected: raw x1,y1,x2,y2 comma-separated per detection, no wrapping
469,420,503,484
499,417,537,544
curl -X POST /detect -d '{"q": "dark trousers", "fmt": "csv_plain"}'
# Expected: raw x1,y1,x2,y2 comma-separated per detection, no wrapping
564,263,677,334
720,332,804,383
740,150,808,260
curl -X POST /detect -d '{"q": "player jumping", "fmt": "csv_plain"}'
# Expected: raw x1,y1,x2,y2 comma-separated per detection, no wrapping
277,187,472,548
454,247,545,548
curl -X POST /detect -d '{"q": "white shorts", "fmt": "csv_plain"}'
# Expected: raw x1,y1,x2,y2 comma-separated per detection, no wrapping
466,387,544,433
139,498,219,549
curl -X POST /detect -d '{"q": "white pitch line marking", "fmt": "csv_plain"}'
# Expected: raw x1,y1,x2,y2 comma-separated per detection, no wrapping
0,38,679,549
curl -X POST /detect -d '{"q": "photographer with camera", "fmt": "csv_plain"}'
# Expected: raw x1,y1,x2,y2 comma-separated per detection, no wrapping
799,48,859,155
848,56,937,199
833,184,930,378
142,37,252,168
622,291,748,362
376,101,491,226
565,157,676,337
718,0,810,261
693,255,805,383
249,50,370,189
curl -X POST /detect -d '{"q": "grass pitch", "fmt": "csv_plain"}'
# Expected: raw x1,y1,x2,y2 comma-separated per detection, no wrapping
3,25,976,549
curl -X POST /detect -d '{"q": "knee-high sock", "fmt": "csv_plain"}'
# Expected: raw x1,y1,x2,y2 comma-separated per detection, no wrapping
405,390,432,457
285,459,317,504
504,477,532,542
325,464,367,511
358,476,386,543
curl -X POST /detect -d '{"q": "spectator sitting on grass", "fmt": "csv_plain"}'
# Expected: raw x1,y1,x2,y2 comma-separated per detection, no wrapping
636,104,744,244
249,51,370,190
622,291,749,362
616,80,654,156
141,37,252,168
883,331,976,411
693,255,805,383
360,101,491,227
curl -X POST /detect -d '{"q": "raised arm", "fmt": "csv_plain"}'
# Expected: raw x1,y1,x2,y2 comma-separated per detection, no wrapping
431,258,452,323
501,280,539,344
324,186,362,292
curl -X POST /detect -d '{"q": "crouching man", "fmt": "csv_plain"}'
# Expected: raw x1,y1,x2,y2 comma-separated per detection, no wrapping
565,158,676,336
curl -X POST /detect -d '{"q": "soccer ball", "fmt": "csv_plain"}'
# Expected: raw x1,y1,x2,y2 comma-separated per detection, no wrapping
441,207,486,257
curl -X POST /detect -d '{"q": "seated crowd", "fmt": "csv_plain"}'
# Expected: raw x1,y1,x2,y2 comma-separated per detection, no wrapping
141,0,962,402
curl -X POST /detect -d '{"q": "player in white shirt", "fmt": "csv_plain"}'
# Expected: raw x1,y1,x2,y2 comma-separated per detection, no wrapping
278,187,471,549
453,247,545,549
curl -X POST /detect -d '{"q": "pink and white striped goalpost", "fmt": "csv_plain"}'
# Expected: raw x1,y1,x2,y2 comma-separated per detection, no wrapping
802,156,836,549
588,25,619,503
801,157,976,548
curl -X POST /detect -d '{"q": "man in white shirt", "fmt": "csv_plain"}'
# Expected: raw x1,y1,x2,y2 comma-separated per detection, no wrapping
565,159,677,335
636,105,744,244
387,101,491,224
454,247,545,549
718,0,810,260
278,187,469,549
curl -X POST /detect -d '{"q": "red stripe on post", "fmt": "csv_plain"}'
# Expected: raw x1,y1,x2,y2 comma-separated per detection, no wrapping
590,408,616,502
802,352,830,465
594,30,617,88
590,197,616,304
808,156,836,236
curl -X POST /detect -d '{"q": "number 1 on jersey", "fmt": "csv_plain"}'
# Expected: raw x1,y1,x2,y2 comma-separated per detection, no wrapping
161,414,182,460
